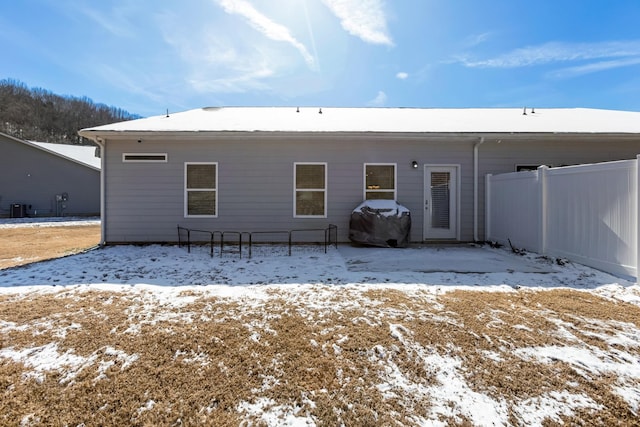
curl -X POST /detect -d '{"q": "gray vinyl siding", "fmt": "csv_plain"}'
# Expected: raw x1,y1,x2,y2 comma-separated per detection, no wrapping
102,135,476,243
0,134,100,217
101,133,640,244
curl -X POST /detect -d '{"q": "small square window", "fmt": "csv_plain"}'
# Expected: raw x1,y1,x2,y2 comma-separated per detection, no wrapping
364,164,396,200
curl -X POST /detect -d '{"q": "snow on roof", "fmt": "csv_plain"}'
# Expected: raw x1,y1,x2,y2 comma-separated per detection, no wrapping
29,141,101,170
79,107,640,136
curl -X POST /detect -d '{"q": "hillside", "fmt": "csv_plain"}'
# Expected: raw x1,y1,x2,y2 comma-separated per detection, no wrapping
0,79,139,145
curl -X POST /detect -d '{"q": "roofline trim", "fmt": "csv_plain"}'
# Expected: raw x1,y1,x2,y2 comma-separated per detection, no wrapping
1,131,101,171
77,129,640,142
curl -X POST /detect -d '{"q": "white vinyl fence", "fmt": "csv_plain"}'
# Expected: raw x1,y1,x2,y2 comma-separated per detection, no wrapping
486,156,639,280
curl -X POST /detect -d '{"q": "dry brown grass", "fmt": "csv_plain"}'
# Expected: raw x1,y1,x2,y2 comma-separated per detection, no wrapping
1,226,639,425
1,288,639,426
0,225,100,269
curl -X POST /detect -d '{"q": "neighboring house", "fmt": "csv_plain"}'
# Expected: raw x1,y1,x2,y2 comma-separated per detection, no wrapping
78,107,640,245
0,132,100,218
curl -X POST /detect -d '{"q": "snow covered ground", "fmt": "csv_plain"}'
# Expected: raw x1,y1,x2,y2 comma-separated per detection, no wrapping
0,216,634,290
1,218,639,426
0,216,100,229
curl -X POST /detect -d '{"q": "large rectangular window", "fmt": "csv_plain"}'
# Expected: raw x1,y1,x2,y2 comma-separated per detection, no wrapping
294,163,327,217
364,163,396,200
185,162,217,217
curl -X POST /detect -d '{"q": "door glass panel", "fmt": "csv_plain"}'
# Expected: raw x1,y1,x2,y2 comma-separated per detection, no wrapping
431,172,450,229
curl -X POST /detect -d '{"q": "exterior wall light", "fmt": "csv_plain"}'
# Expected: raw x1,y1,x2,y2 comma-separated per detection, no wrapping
411,161,418,169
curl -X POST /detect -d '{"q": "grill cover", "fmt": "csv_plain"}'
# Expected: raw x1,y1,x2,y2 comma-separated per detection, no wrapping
349,200,411,248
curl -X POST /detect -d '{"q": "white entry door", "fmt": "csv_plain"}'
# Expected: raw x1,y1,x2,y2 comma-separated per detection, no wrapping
424,165,458,240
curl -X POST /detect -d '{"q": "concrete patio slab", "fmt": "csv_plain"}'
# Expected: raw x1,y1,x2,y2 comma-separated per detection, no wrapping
338,244,555,274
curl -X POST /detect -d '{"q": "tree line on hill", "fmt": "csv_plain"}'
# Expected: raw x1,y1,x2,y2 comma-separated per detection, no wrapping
0,78,140,145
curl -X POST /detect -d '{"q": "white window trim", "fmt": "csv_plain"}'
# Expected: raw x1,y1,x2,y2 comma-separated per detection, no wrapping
293,162,327,218
122,153,168,163
364,163,397,200
184,162,218,218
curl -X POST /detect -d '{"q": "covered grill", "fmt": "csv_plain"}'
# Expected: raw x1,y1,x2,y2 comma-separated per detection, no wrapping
349,200,411,248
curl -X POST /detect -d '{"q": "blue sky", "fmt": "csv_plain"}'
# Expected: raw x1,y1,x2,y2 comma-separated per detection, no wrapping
2,0,640,117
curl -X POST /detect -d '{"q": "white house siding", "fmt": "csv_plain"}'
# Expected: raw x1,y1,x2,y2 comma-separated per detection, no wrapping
102,134,476,243
477,135,640,241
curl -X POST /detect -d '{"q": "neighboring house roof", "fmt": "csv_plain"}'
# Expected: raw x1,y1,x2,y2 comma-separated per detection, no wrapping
79,107,640,136
29,141,101,170
0,132,100,170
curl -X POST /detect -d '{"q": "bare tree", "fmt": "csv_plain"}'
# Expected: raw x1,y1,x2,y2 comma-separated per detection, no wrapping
0,79,139,145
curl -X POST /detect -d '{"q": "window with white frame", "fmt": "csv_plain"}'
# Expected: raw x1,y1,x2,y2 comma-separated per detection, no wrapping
364,163,396,200
185,162,217,217
294,163,327,217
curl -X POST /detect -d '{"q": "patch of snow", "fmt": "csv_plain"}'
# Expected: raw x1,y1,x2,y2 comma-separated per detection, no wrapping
0,343,87,383
512,391,603,425
237,397,315,427
20,413,40,427
174,349,210,366
481,350,504,363
514,345,640,380
0,343,138,385
614,384,640,416
352,199,410,217
28,141,101,170
79,107,640,135
0,217,100,229
384,324,510,426
137,400,156,415
595,284,640,305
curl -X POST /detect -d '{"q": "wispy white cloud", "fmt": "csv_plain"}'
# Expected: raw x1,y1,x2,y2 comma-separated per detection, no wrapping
94,64,170,104
462,32,493,49
457,40,640,68
155,3,329,96
548,57,640,79
302,0,321,71
321,0,393,46
214,0,316,69
188,52,275,93
79,5,136,38
160,20,276,94
396,72,408,80
367,90,387,106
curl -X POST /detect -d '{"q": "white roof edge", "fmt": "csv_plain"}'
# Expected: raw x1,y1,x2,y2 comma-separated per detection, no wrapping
30,141,101,170
78,106,640,136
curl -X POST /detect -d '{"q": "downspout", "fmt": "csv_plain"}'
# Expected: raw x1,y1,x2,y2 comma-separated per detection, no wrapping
473,137,485,242
95,137,106,246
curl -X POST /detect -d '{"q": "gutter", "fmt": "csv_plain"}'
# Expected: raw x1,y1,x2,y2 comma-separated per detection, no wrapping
473,137,485,242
